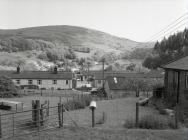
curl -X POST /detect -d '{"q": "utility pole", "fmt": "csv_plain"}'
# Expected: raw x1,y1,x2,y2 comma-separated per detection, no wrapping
102,58,105,89
87,62,90,84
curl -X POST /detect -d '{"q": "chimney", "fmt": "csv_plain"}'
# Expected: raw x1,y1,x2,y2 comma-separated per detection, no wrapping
54,66,58,74
17,66,20,74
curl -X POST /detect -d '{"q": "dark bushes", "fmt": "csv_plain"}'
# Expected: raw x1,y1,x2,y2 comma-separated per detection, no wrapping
124,115,176,129
63,95,92,111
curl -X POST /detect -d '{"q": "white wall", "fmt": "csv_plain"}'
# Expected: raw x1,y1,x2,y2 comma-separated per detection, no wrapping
94,79,104,88
13,79,72,89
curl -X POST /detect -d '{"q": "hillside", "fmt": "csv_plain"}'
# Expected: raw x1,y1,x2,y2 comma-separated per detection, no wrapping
0,25,153,53
0,25,154,70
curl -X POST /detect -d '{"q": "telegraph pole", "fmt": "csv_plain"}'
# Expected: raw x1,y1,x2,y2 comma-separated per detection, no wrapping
87,62,90,84
102,58,105,88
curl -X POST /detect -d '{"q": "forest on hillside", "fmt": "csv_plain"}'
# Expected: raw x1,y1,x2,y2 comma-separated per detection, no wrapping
143,28,188,69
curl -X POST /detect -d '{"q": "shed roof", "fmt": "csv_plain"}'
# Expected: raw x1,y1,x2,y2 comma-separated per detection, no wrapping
161,56,188,70
0,71,73,80
105,77,129,90
81,70,163,80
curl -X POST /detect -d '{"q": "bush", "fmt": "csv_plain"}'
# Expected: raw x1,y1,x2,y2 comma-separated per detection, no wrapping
124,115,175,129
63,95,92,111
0,76,19,98
124,117,135,128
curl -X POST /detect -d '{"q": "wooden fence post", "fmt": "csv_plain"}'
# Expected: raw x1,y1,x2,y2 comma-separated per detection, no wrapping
0,113,2,138
61,104,64,127
32,100,36,126
47,100,49,116
40,104,44,126
36,100,40,132
136,102,139,128
175,103,178,129
12,113,15,137
58,103,62,127
21,102,24,111
91,108,95,127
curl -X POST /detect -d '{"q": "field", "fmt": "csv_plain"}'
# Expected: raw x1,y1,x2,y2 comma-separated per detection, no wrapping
0,90,187,139
13,127,188,140
0,89,87,114
61,97,163,128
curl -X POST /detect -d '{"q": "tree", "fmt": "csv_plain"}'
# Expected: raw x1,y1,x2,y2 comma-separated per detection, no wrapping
0,76,19,98
143,28,188,69
126,63,136,71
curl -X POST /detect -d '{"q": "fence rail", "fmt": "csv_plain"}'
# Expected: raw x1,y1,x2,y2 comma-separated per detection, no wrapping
0,104,68,139
0,89,181,139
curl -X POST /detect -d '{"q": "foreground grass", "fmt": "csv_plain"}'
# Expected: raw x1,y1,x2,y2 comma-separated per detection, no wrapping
12,126,188,140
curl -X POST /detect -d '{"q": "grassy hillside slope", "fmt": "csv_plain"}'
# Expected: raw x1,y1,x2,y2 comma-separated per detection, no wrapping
0,25,153,53
0,25,154,70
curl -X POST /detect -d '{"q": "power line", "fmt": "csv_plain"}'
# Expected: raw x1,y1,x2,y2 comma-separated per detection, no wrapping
141,14,188,48
145,12,188,42
142,23,187,48
146,16,188,42
148,22,187,43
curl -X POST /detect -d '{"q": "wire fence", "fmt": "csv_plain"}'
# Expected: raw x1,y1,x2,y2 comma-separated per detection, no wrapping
0,89,182,139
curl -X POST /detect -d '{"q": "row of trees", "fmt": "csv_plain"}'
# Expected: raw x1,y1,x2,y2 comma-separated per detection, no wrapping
122,48,153,59
125,78,164,97
0,76,19,98
143,28,188,69
38,48,76,62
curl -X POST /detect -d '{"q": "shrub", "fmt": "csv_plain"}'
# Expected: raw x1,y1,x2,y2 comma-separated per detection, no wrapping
96,112,107,125
124,117,135,128
0,76,19,98
63,95,92,111
124,115,175,129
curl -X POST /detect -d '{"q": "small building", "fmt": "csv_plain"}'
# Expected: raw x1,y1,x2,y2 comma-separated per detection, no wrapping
0,67,75,90
161,56,188,107
104,71,164,98
104,76,129,98
78,70,164,89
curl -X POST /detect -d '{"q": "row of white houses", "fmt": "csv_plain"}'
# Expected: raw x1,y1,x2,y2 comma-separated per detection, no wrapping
0,67,164,91
0,67,74,90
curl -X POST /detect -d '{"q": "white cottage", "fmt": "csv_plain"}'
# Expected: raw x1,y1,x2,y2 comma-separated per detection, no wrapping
0,67,75,90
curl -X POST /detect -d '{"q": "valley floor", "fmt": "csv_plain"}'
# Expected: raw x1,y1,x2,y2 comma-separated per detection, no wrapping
12,126,188,140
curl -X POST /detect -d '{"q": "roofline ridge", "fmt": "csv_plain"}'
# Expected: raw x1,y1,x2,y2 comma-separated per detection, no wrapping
160,55,188,68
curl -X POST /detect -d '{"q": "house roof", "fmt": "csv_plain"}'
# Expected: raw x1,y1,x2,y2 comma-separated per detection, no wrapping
80,70,164,80
95,72,146,80
146,69,164,78
161,56,188,70
81,71,146,79
0,71,74,80
105,77,129,90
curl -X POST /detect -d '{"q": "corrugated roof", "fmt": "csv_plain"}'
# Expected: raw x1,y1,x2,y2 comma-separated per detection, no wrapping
95,72,146,80
106,77,129,90
0,71,73,79
161,56,188,70
81,71,147,80
146,70,164,78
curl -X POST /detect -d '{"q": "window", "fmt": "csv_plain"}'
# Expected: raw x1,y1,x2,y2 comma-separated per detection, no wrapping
53,80,57,84
66,80,69,85
28,80,33,85
186,74,188,88
16,80,20,84
37,80,42,85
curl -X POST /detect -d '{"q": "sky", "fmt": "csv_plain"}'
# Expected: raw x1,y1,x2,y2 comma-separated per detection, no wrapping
0,0,187,42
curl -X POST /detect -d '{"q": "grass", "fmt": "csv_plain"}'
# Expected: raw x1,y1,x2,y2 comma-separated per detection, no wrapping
11,126,188,140
63,95,92,111
0,96,187,139
124,115,176,129
60,97,168,129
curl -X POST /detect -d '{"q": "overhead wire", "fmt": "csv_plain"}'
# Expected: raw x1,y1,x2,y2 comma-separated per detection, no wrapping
145,13,188,42
140,13,188,48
